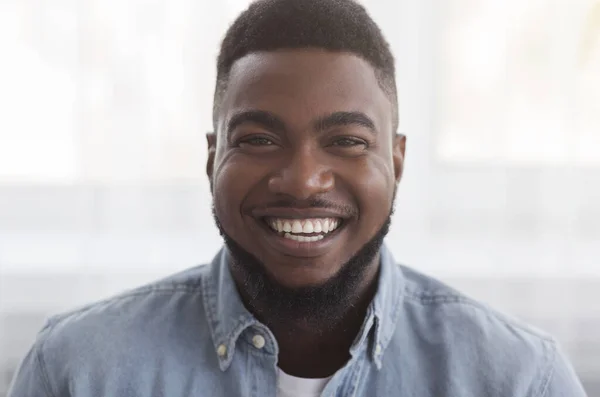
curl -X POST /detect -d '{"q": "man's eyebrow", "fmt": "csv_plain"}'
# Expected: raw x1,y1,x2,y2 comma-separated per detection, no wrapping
313,111,377,134
227,110,287,135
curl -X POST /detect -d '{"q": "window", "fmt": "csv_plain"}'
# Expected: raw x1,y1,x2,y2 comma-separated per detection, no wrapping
436,0,600,166
0,1,78,183
0,0,235,184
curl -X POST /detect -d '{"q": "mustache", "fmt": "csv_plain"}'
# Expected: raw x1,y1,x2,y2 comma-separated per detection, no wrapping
248,198,358,217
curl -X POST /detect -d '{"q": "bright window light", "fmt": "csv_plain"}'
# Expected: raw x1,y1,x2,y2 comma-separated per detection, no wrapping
436,0,600,166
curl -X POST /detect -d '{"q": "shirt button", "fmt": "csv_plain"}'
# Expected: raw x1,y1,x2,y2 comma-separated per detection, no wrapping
252,334,266,349
217,344,227,357
375,344,383,355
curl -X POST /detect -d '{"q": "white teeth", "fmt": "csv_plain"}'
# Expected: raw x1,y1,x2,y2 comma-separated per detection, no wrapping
291,220,303,233
322,219,330,233
302,220,314,233
284,233,325,242
267,217,342,237
313,221,322,233
283,221,292,233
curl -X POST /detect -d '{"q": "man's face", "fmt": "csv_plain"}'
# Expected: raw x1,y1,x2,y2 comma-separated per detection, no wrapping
208,49,405,291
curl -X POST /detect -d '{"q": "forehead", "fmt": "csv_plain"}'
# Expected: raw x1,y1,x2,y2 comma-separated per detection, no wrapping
219,49,392,132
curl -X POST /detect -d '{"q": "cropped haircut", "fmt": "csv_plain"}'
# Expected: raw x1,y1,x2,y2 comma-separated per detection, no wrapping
213,0,398,133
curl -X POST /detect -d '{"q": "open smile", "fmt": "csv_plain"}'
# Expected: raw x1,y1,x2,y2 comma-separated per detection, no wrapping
255,216,348,257
264,217,343,242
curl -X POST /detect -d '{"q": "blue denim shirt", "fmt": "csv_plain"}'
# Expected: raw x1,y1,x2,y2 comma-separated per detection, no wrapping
9,245,587,397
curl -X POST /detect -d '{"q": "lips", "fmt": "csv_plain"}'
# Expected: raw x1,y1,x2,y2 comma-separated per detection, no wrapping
262,217,342,243
250,209,350,257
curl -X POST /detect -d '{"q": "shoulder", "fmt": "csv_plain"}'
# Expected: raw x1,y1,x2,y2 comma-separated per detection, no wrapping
29,264,213,389
46,264,210,331
395,265,559,395
400,264,553,343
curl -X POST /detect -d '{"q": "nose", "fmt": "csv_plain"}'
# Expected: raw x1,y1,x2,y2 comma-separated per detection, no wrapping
268,150,334,200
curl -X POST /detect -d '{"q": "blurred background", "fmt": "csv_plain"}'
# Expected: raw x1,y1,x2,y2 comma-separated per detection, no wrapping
0,0,598,394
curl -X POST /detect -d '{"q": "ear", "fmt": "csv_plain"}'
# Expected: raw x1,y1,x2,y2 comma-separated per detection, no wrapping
206,133,217,193
392,133,406,183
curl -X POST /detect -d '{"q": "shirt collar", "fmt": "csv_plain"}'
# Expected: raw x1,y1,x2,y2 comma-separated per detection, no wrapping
202,243,405,371
368,244,405,368
202,248,261,371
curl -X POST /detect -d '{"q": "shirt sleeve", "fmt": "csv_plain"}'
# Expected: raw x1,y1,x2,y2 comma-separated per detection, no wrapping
7,328,56,397
541,342,588,397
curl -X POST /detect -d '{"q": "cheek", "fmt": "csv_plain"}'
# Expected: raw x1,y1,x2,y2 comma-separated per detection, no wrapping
212,155,269,234
213,160,252,222
343,157,394,230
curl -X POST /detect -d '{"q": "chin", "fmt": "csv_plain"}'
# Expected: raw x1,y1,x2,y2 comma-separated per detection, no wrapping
257,249,348,283
265,264,341,290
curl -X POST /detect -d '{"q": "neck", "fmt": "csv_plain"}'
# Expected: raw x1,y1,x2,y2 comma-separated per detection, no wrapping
273,277,377,378
234,254,381,378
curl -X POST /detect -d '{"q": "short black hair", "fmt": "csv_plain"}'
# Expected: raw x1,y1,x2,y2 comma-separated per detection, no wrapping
213,0,398,132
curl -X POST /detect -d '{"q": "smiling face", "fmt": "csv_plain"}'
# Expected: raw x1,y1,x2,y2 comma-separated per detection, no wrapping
208,49,404,296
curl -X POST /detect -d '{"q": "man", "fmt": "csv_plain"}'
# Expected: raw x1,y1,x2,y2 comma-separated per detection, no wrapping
8,0,587,396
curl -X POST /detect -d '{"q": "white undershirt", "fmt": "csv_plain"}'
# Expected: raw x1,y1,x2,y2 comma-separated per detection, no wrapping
277,368,332,397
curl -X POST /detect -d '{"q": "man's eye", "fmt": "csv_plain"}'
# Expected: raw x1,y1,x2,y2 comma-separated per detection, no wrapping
331,137,367,147
240,137,274,146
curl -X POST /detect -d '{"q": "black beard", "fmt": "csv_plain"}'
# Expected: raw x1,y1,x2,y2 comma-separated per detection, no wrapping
212,206,393,331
